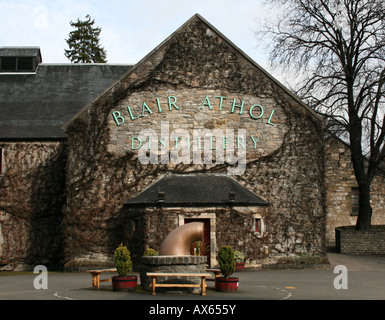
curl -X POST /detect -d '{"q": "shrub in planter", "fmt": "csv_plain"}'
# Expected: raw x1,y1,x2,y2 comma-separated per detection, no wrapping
143,248,158,256
216,246,239,292
112,243,137,292
234,250,245,270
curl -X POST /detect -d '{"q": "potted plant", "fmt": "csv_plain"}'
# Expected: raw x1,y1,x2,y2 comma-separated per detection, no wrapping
216,246,239,292
112,243,137,292
234,250,245,270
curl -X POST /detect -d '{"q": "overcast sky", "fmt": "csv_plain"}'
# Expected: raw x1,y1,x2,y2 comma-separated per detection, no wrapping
0,0,282,78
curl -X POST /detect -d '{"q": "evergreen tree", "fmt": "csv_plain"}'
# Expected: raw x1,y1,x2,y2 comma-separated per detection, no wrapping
64,14,107,63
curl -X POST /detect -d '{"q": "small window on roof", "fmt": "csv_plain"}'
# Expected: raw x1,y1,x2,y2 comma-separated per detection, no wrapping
0,57,34,72
0,57,17,71
18,57,34,71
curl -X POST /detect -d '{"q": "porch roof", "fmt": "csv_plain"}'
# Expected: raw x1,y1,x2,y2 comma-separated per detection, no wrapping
124,174,269,207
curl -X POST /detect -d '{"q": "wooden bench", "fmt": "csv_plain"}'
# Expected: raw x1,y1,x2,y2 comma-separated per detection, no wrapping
206,268,221,285
146,272,212,296
88,269,117,289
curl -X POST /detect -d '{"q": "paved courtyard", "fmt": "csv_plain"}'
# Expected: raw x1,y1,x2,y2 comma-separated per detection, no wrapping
1,250,384,301
1,250,384,317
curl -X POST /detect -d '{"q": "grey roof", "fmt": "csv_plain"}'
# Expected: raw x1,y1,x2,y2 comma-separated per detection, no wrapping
0,60,131,140
0,47,42,58
124,174,269,207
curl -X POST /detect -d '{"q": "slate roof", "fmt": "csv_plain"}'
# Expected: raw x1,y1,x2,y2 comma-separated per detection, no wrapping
0,46,42,62
2,15,322,140
0,48,131,140
124,174,269,207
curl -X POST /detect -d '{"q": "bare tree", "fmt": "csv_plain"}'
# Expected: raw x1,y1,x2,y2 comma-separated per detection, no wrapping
261,0,385,230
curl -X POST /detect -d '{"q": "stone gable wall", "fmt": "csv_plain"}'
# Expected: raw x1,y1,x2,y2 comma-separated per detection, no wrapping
63,18,326,267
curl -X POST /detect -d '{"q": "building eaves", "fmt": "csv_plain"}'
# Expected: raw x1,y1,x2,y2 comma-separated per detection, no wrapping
124,174,269,207
0,63,132,140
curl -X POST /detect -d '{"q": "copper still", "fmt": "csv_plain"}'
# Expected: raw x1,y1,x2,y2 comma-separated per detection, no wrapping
159,222,204,256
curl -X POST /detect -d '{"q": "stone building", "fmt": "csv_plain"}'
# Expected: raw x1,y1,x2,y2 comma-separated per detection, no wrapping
0,47,130,269
0,15,384,270
324,137,385,246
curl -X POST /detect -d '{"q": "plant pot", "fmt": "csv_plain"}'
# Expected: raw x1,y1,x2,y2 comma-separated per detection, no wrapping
112,275,138,292
236,262,245,270
215,277,239,292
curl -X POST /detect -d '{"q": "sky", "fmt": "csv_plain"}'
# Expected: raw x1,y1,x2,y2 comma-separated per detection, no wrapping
0,0,283,79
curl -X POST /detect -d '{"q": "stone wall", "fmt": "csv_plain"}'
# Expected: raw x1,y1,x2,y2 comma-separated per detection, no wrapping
141,255,207,293
336,226,385,254
124,206,270,267
63,17,326,267
325,137,385,245
0,141,66,270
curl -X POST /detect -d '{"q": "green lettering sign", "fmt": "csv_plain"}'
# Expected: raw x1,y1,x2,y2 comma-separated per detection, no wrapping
231,99,244,114
128,106,140,120
131,137,142,150
216,96,227,111
112,111,125,126
168,96,179,110
267,110,276,126
201,96,213,110
249,105,264,119
141,102,153,116
251,136,260,149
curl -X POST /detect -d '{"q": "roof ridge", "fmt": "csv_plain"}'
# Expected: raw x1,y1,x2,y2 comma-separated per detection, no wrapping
62,14,203,132
62,14,322,132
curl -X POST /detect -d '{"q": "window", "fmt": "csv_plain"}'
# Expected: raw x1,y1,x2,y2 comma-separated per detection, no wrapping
0,56,34,72
134,219,139,233
17,57,34,72
0,57,17,71
253,217,263,236
255,218,261,233
351,187,359,216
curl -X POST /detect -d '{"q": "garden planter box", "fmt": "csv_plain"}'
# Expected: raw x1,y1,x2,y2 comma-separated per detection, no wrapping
236,262,244,270
335,226,385,254
112,275,138,292
215,277,239,292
